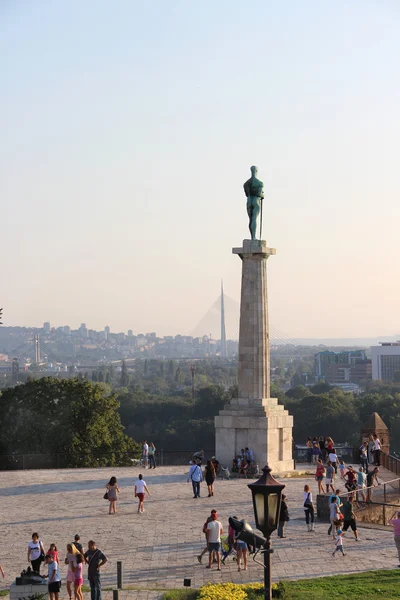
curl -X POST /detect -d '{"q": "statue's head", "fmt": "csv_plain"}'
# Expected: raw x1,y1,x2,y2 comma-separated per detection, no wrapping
250,165,258,177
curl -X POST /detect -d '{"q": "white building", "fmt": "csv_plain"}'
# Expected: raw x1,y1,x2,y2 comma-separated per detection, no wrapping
371,342,400,381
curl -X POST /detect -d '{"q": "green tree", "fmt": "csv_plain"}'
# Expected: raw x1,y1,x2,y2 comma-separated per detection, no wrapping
0,378,140,466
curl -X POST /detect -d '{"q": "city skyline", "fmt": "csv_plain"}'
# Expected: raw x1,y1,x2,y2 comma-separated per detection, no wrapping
2,1,400,337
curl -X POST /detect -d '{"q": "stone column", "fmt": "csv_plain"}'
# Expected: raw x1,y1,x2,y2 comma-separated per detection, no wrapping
235,240,275,403
215,239,293,472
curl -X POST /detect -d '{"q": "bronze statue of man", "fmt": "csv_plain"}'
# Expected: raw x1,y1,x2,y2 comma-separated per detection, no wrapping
243,166,264,240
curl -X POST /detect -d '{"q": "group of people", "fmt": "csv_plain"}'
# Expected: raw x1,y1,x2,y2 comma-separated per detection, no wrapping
231,447,256,478
104,475,151,514
196,509,249,572
27,533,107,600
306,434,382,467
187,456,220,498
141,441,156,469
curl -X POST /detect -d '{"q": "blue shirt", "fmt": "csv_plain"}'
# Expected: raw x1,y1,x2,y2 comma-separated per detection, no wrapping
187,464,203,482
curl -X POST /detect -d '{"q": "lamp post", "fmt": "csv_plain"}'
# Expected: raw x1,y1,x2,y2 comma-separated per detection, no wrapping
248,465,285,600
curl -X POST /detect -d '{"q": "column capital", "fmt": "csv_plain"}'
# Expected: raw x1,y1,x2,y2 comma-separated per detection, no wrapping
232,239,276,259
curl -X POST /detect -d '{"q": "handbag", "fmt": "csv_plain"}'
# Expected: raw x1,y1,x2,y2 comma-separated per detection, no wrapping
304,493,312,509
103,491,109,500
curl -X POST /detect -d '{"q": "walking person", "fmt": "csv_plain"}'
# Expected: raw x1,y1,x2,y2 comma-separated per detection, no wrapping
356,467,367,503
306,437,312,464
221,514,236,564
72,553,84,600
277,494,289,538
27,533,45,574
148,442,156,469
105,476,120,514
325,461,335,493
134,473,150,513
45,553,61,600
360,441,369,472
366,467,380,502
84,540,108,600
236,538,248,572
204,460,216,497
66,543,80,600
312,437,320,464
315,459,326,494
329,496,341,539
187,461,203,498
197,511,216,564
328,448,338,474
332,529,346,557
368,434,375,465
342,495,359,541
206,511,223,571
303,484,315,531
327,489,342,536
142,440,149,468
389,511,400,567
373,434,381,466
72,535,84,555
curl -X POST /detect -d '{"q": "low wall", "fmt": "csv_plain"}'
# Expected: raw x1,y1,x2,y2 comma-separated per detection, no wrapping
316,493,400,526
10,582,48,600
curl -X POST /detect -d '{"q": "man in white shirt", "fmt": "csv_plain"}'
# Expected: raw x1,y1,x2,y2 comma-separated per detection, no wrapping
206,512,223,570
373,434,381,466
328,449,338,474
134,473,150,513
142,441,149,468
187,463,203,498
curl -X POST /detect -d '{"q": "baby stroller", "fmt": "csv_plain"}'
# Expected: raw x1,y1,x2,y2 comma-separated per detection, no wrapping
221,466,230,480
220,535,237,564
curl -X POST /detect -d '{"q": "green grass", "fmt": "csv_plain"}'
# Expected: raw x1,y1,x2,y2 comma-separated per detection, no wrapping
0,592,9,597
282,570,400,599
162,570,400,599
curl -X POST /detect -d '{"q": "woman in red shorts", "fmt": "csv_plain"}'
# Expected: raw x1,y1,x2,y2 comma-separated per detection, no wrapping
134,474,151,513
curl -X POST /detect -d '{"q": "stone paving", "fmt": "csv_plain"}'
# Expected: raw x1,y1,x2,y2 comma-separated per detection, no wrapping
0,464,398,599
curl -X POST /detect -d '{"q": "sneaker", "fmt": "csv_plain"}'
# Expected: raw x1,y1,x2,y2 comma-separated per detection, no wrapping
221,559,225,565
197,556,202,564
205,565,211,569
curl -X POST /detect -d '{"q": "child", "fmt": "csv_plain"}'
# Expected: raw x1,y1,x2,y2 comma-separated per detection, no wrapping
47,543,59,565
332,529,346,557
72,554,83,600
339,460,346,479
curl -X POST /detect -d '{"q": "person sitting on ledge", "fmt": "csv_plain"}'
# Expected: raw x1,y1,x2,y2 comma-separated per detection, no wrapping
239,459,249,478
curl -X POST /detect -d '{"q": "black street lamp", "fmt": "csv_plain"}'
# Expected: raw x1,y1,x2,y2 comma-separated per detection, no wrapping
247,465,285,600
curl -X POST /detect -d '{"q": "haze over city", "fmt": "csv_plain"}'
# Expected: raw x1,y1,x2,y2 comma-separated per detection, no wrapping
2,1,400,337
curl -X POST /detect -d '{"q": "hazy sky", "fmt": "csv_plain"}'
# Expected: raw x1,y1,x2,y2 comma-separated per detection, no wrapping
2,1,400,338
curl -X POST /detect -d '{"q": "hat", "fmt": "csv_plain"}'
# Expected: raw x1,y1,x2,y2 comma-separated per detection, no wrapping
337,529,342,534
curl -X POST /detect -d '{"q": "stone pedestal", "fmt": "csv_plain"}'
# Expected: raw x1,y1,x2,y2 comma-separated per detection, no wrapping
10,582,48,600
215,240,293,472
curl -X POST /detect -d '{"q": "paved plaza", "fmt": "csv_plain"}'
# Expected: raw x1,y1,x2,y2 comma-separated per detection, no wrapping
0,465,398,599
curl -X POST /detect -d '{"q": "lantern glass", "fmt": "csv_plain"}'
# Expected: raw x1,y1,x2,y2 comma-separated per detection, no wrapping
268,493,279,528
254,492,265,527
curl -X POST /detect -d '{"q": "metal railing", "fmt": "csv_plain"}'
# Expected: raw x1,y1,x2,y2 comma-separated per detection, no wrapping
381,451,400,476
0,449,216,471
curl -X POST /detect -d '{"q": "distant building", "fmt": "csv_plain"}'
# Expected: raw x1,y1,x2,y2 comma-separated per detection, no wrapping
117,332,125,343
43,322,51,333
314,350,366,381
371,342,400,381
79,323,88,338
63,326,71,335
128,330,133,337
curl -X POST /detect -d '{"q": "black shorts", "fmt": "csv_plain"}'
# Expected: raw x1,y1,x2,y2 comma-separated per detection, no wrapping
48,581,61,593
343,519,357,532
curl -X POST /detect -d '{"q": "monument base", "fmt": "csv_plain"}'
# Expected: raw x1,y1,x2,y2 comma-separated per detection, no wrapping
215,398,294,473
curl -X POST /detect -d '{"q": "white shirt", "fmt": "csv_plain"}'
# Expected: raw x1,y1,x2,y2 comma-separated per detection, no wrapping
28,540,43,561
135,479,147,494
329,453,337,463
207,520,222,543
374,438,381,450
48,560,61,583
329,502,339,519
143,443,149,455
303,491,313,503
